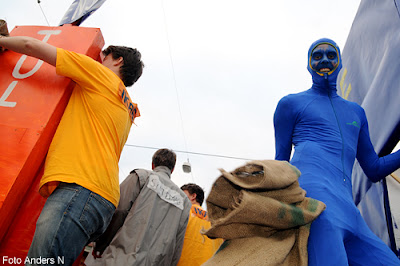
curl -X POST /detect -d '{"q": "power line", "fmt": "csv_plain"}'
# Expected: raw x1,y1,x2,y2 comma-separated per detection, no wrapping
37,0,51,26
160,0,194,181
124,144,253,161
160,0,189,156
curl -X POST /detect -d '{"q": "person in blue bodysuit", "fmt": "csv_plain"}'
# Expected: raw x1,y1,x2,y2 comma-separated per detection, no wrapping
274,38,400,265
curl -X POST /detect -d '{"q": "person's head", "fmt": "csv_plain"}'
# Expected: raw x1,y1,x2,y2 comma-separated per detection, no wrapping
307,38,342,87
102,45,144,87
310,43,339,74
181,183,205,206
152,149,176,172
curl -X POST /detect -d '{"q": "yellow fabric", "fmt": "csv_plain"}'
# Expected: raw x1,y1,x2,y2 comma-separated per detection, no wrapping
177,204,223,266
39,48,140,207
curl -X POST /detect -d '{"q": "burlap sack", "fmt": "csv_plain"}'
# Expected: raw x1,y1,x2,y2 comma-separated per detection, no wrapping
203,231,308,266
203,160,326,266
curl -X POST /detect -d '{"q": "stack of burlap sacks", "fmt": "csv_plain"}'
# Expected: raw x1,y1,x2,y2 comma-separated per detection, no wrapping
203,160,326,266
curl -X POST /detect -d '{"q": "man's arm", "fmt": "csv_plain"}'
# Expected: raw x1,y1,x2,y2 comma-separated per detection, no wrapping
93,171,143,257
274,96,296,161
0,35,57,66
171,201,190,265
356,108,400,182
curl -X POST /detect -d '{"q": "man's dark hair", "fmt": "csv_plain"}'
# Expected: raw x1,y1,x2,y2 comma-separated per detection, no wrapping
152,149,176,172
102,45,144,87
181,183,205,206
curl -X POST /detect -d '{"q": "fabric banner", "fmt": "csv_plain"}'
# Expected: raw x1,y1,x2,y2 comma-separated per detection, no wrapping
387,170,400,250
337,0,400,256
59,0,106,26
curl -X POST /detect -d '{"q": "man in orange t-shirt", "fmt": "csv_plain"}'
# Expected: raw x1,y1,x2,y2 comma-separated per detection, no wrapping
0,35,143,265
178,183,223,266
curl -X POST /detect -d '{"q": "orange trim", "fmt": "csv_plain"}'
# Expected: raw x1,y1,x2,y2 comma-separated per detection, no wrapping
118,83,140,123
309,42,340,75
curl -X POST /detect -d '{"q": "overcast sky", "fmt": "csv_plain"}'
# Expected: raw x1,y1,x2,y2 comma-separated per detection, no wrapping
2,0,361,201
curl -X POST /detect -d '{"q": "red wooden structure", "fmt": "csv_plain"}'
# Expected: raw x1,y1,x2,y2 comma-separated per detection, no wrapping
0,24,104,264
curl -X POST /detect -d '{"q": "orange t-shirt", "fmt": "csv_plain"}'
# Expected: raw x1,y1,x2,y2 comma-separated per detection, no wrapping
178,204,223,266
39,48,139,207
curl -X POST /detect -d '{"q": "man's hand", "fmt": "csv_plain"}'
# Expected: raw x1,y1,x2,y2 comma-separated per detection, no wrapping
0,19,10,53
0,35,7,52
92,249,103,259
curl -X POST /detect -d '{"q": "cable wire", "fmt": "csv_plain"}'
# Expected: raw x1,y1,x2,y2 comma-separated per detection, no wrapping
37,0,51,26
160,0,189,156
160,0,194,181
125,144,254,161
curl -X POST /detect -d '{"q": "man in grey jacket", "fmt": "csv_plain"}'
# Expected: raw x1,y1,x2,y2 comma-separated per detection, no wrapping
85,149,191,266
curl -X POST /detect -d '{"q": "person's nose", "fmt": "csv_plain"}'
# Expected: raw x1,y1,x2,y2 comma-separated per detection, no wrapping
320,54,329,65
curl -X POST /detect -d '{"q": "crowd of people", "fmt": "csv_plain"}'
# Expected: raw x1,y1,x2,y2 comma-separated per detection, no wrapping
1,31,400,266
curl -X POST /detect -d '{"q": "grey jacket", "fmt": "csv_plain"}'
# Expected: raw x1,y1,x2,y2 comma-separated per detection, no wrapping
86,166,191,266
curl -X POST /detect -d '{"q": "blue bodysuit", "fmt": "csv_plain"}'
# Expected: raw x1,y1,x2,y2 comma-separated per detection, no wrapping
274,38,400,265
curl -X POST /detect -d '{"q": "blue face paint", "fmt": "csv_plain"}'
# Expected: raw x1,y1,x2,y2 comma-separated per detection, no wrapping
310,44,338,74
307,38,342,91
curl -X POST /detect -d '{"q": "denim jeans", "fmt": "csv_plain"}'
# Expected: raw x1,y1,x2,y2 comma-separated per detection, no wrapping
26,182,116,266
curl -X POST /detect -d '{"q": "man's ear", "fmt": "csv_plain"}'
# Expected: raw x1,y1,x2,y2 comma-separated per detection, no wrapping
171,166,175,173
191,193,197,202
115,56,123,66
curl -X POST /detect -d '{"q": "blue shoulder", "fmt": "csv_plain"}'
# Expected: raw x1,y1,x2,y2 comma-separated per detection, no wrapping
276,89,317,114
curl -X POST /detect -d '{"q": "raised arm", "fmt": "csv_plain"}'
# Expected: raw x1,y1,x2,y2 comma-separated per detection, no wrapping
0,35,57,66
